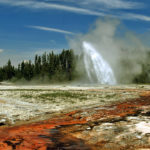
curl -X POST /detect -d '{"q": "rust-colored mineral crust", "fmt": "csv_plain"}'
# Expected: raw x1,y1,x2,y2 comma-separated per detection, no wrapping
0,92,150,150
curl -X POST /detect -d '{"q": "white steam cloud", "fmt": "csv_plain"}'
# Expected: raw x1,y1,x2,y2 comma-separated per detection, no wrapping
0,49,4,53
69,18,148,84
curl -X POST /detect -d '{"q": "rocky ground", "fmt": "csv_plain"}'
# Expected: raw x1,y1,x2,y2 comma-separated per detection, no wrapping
0,84,149,150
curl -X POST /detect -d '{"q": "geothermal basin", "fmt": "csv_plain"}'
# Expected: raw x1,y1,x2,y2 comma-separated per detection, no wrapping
0,84,150,149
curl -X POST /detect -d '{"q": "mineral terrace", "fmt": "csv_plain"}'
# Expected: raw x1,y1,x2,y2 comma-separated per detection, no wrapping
0,84,150,150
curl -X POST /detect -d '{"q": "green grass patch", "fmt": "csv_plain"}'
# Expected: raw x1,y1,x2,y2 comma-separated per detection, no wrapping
38,91,88,101
21,94,33,99
104,93,117,99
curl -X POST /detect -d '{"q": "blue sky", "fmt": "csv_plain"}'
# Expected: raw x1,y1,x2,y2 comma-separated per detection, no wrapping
0,0,150,65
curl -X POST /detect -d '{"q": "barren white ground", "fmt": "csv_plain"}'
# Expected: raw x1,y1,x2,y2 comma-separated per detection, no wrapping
0,84,148,125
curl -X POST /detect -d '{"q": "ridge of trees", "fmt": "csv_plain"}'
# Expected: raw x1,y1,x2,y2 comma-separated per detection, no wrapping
1,49,150,84
0,49,77,83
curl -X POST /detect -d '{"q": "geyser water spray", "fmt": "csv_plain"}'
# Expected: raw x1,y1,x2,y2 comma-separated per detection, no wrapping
83,41,116,85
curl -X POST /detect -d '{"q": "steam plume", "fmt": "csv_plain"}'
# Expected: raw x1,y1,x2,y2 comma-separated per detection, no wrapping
69,18,148,84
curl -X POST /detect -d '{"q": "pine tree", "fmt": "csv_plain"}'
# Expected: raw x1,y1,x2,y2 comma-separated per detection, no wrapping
0,49,77,82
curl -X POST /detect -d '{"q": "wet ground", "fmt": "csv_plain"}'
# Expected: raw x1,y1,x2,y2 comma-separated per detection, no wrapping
0,85,150,150
0,84,142,125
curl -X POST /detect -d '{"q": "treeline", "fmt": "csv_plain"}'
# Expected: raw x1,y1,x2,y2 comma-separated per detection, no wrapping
1,48,150,84
121,51,150,84
133,53,150,84
0,49,77,83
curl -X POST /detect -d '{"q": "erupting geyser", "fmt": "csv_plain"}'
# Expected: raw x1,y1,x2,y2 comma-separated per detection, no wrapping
83,41,116,85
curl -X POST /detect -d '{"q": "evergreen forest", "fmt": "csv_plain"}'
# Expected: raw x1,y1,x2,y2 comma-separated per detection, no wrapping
0,49,77,83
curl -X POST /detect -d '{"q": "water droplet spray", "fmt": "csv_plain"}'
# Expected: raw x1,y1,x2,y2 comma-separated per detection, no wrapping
83,41,116,85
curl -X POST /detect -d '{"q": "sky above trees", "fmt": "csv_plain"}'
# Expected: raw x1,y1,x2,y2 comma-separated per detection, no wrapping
0,0,150,66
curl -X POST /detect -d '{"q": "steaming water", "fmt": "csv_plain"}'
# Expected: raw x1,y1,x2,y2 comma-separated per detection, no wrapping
83,41,116,85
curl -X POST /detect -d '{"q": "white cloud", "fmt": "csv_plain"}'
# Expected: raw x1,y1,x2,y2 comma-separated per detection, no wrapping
27,25,75,35
0,0,105,16
126,13,150,22
0,0,149,22
78,0,143,9
0,49,4,53
43,0,143,9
